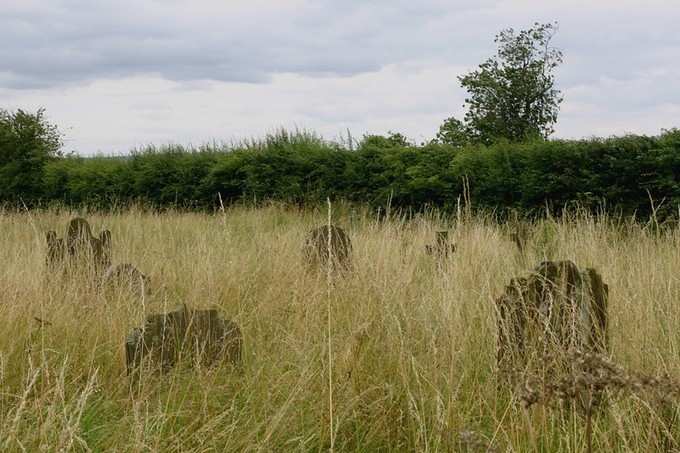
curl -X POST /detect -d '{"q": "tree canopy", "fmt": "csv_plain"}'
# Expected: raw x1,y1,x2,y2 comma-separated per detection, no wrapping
0,108,63,202
438,22,563,146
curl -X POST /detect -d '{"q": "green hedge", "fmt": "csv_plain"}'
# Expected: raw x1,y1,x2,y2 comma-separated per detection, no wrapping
5,129,680,218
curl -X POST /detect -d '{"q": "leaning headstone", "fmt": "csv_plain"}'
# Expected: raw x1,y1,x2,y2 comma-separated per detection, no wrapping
303,225,352,270
425,230,456,258
495,260,609,384
102,263,150,298
125,306,243,377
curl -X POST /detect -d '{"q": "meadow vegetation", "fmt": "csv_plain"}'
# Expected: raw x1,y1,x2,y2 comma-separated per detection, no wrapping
1,204,679,451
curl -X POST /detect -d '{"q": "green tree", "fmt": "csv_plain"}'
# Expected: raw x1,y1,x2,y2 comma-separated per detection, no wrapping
0,108,63,203
435,117,471,147
360,131,411,149
439,22,563,146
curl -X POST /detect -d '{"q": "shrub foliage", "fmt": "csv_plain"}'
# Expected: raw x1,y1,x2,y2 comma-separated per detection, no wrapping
2,124,680,218
0,108,63,204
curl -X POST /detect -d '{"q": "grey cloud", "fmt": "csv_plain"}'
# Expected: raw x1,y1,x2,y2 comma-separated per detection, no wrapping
2,0,679,153
1,0,503,89
3,0,679,93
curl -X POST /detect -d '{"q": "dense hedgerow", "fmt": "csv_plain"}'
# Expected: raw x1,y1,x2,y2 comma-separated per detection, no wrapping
4,128,680,218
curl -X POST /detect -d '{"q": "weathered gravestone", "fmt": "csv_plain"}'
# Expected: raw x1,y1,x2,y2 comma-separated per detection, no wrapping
506,211,531,254
495,260,609,384
46,217,112,276
425,230,456,258
125,306,243,377
102,263,150,298
303,225,352,270
66,217,112,273
45,230,65,270
510,222,531,253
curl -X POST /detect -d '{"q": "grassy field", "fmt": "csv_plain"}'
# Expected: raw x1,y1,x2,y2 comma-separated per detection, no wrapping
1,205,679,452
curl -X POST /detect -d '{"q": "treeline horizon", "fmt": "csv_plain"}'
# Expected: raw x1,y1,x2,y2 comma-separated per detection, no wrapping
4,128,680,221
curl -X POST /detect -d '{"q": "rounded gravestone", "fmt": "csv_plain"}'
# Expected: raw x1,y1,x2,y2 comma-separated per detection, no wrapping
103,263,150,298
303,225,352,270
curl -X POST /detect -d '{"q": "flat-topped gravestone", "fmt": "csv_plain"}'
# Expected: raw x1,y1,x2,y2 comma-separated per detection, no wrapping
495,260,609,383
126,306,243,376
425,230,456,258
303,225,352,270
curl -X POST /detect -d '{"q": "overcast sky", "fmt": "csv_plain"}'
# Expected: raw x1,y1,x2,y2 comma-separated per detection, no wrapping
2,0,678,155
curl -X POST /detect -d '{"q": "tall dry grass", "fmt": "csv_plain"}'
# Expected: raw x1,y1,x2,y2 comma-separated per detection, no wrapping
0,205,679,452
